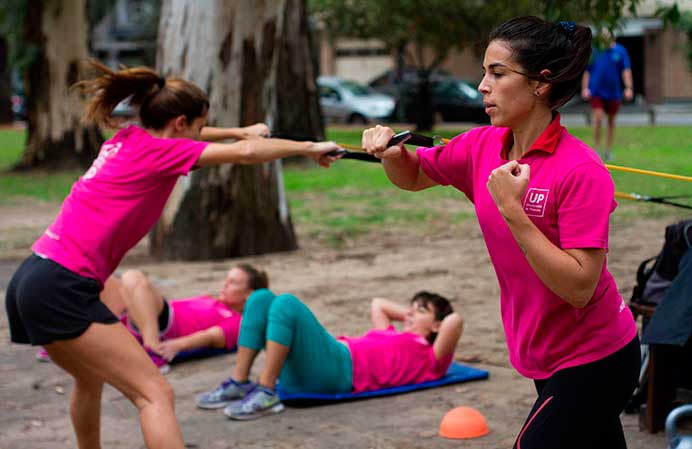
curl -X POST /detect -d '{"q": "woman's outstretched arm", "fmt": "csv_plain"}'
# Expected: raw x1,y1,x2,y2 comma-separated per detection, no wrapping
196,138,340,167
200,123,270,142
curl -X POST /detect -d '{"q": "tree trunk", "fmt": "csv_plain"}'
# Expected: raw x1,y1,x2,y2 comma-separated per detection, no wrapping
0,37,13,124
151,0,323,260
17,0,103,170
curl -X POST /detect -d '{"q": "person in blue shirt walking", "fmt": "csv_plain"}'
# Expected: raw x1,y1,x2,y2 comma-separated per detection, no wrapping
581,29,633,161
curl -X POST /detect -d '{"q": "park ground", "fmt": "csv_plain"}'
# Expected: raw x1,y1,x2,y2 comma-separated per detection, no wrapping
1,123,690,448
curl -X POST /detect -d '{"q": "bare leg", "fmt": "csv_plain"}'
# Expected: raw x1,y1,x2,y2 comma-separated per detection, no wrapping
605,113,616,157
99,276,127,316
592,107,604,150
120,270,165,349
259,341,290,389
69,376,104,449
232,346,259,382
46,322,185,449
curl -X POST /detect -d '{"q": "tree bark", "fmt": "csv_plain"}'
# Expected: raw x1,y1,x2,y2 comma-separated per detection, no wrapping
0,37,13,124
17,0,103,170
151,0,323,260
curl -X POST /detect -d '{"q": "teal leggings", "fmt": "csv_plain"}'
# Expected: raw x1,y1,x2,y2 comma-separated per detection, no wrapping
238,289,352,394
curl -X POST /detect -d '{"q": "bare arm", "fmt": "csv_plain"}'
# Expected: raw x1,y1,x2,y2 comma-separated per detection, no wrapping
156,326,226,361
200,123,270,142
370,297,409,329
196,138,339,167
488,161,604,308
622,68,634,101
581,71,591,100
432,312,464,360
362,125,438,191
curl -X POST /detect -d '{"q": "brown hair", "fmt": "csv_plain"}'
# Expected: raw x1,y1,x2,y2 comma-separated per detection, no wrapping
74,60,209,129
488,16,592,110
411,291,454,344
236,264,269,291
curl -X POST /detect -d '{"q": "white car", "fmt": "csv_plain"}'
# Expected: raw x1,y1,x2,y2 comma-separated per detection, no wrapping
317,76,395,124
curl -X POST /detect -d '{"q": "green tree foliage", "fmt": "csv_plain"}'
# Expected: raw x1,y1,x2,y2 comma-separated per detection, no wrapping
310,0,682,129
311,0,653,69
0,0,36,74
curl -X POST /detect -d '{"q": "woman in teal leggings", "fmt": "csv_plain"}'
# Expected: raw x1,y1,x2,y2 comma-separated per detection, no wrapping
196,288,464,420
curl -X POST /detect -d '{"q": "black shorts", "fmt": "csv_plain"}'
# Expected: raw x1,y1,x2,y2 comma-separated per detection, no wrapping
5,254,119,346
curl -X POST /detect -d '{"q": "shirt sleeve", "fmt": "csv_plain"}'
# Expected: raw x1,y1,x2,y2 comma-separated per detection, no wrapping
620,45,631,71
144,137,208,178
213,315,241,350
557,162,617,250
416,130,475,199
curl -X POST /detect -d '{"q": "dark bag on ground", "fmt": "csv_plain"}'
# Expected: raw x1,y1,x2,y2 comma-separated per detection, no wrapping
631,219,692,306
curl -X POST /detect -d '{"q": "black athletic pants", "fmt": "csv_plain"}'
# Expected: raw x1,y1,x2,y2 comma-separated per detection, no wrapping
513,336,640,449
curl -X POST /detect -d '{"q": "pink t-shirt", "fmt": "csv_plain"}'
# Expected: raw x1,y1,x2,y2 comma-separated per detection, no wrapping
417,114,636,379
121,295,241,350
32,126,207,284
338,326,452,393
167,295,241,350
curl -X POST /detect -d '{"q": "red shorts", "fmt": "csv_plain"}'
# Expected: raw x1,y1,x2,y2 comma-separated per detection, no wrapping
590,97,621,115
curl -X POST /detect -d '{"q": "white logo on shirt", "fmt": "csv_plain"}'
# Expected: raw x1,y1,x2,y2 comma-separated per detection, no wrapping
45,229,60,240
619,299,626,313
83,142,122,180
523,188,550,217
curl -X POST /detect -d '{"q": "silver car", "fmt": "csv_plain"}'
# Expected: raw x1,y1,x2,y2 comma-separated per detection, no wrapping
318,76,395,124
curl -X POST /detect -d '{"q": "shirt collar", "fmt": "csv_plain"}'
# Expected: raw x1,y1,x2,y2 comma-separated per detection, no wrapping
500,113,563,160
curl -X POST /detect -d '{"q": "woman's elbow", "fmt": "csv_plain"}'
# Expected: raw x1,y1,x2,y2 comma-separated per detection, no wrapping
235,141,256,164
565,284,598,309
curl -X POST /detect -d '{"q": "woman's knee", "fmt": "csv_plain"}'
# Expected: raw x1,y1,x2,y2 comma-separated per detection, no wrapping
243,289,276,316
73,376,104,398
132,377,176,411
269,294,304,320
121,270,149,293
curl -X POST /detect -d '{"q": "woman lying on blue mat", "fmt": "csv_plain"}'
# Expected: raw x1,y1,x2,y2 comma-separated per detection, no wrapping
196,289,464,420
38,264,267,374
102,264,267,373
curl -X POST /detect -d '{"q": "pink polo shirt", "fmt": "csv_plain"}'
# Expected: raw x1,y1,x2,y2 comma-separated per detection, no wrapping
417,115,636,379
32,126,207,285
338,326,453,393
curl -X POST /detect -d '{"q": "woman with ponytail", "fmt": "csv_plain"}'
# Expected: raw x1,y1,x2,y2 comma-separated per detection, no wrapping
5,61,339,449
363,16,639,449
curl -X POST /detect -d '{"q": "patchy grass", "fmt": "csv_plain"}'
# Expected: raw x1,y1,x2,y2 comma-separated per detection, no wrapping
0,126,689,244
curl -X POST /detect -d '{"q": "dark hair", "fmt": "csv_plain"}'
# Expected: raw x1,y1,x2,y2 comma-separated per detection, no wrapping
488,16,592,110
74,60,209,129
236,264,269,290
411,291,454,344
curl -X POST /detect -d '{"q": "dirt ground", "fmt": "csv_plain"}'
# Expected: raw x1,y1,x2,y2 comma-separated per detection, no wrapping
0,197,679,449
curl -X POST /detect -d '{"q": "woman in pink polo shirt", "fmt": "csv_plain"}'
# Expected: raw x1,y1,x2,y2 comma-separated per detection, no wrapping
363,16,639,449
196,289,463,420
5,61,339,449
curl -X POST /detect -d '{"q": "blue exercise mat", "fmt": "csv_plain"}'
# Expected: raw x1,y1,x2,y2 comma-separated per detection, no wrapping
277,362,489,404
172,347,235,363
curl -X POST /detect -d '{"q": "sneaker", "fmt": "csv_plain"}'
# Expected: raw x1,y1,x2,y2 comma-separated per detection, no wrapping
195,377,256,410
151,355,171,375
223,385,285,420
35,348,51,363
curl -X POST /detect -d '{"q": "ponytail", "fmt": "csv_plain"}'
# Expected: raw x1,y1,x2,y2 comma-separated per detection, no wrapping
75,60,209,129
488,16,593,110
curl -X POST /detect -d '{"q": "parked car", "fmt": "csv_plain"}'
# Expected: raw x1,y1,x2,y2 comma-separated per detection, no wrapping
369,68,488,124
317,76,396,124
